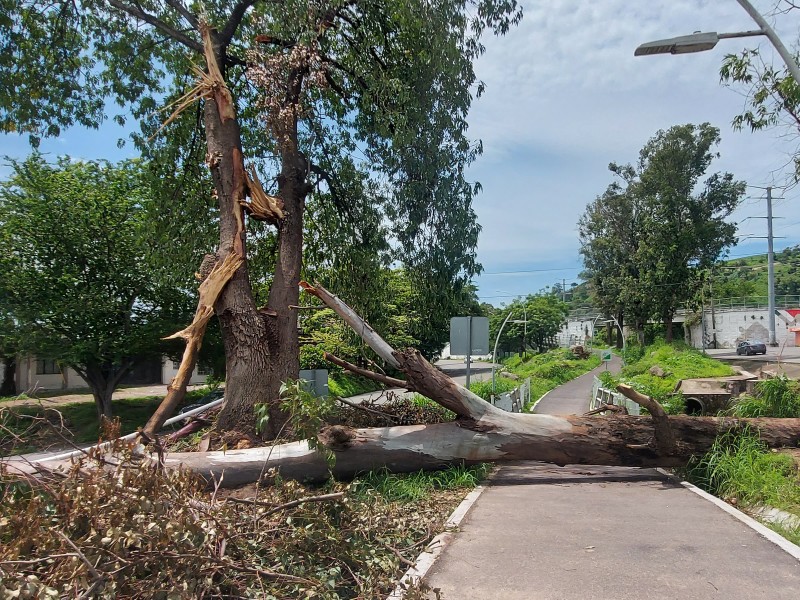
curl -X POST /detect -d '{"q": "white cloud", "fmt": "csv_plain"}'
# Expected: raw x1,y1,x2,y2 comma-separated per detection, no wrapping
469,0,800,301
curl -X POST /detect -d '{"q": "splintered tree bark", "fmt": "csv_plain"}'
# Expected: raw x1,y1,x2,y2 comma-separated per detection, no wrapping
161,283,800,487
143,253,243,437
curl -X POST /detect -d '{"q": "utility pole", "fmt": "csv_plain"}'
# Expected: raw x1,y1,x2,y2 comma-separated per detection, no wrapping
562,278,566,302
767,186,777,346
744,187,783,345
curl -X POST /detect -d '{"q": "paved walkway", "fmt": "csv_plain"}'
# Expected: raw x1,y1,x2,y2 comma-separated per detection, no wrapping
422,359,800,599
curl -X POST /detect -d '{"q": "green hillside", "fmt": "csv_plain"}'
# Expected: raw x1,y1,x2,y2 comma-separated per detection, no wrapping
713,246,800,300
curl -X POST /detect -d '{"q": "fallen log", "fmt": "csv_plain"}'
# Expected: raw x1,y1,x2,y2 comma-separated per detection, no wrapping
9,283,799,488
163,414,800,487
157,283,800,486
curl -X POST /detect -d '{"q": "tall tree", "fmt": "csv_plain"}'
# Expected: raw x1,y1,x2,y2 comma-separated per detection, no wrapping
0,155,194,418
1,0,521,437
580,124,745,342
636,124,745,340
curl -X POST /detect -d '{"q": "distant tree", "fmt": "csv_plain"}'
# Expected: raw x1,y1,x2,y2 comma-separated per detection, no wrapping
636,123,745,339
0,155,193,418
580,124,745,342
489,294,568,355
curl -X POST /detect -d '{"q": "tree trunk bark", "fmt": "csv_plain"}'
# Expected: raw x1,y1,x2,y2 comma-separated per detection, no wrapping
664,313,674,342
164,414,800,486
209,33,308,439
1,355,16,396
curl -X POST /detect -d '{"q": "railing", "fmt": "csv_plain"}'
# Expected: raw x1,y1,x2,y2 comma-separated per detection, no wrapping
590,376,640,416
710,295,800,311
493,377,531,413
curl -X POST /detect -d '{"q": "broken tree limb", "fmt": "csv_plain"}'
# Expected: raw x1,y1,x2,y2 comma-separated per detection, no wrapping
323,352,410,390
300,282,401,369
142,253,243,437
160,414,800,487
617,384,677,455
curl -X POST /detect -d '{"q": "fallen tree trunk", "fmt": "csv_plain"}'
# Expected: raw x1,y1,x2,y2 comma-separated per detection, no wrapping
164,414,800,487
157,283,800,486
10,283,799,488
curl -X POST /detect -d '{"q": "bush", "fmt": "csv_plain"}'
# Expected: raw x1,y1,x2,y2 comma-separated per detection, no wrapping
684,429,800,514
732,377,800,418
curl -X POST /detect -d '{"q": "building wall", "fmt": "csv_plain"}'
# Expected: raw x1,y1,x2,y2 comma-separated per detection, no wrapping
13,355,208,394
689,307,797,349
560,307,800,350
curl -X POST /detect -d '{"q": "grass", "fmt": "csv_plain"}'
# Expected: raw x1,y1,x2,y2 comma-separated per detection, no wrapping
328,373,382,398
683,429,800,516
732,376,800,418
469,377,517,401
1,387,215,451
602,341,735,413
353,463,492,502
500,348,601,409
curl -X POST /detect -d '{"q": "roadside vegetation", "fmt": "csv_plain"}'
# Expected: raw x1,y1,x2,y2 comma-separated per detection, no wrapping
599,341,735,414
0,430,488,598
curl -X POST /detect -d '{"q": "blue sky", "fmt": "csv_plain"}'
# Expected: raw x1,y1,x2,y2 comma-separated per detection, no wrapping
2,1,800,307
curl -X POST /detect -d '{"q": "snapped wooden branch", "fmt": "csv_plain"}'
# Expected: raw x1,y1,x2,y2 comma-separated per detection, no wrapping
151,24,235,141
240,165,285,223
142,253,243,437
616,384,678,455
323,352,410,390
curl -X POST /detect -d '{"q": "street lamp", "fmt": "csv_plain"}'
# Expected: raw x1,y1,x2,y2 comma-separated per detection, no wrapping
634,0,800,87
491,312,527,394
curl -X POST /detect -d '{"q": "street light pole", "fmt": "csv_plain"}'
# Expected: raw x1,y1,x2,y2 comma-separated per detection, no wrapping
491,313,527,394
767,186,777,346
735,0,800,87
635,0,800,88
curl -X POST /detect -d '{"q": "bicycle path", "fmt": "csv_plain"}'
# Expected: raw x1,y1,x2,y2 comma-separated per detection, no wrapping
421,360,800,599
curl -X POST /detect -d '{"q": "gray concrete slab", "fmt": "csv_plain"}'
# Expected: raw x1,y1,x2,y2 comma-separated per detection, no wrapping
423,463,800,599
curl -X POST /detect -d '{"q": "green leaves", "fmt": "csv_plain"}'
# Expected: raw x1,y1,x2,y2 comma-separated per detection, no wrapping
0,154,197,407
580,124,745,332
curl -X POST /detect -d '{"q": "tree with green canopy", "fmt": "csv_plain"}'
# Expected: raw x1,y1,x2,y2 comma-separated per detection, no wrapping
1,0,522,437
580,124,745,342
488,293,568,356
0,155,197,418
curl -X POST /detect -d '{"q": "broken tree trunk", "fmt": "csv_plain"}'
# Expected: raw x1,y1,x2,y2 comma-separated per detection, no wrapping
159,283,800,487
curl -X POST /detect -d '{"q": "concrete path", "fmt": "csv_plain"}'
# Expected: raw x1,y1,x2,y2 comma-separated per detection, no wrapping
422,357,800,599
533,355,621,415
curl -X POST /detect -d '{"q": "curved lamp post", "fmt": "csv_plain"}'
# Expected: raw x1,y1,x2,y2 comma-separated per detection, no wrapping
491,312,527,394
635,0,800,87
589,315,625,355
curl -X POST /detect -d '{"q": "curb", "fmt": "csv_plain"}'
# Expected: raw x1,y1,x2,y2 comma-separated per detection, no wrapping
656,468,800,561
528,389,550,413
386,481,489,598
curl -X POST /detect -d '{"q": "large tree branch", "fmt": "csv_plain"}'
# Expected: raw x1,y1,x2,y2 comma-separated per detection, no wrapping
164,0,198,29
107,0,203,53
220,0,261,45
324,352,411,390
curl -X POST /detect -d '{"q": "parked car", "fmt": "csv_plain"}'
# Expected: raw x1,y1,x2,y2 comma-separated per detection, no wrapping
736,340,767,356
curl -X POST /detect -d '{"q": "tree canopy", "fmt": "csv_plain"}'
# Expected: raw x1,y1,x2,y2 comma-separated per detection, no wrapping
489,293,568,356
0,154,197,417
579,123,745,341
1,0,522,435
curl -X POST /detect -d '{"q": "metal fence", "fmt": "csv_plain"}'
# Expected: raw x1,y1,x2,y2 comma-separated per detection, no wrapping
493,377,531,413
590,376,640,415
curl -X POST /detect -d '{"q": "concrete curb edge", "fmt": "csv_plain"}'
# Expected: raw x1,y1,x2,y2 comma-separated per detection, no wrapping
655,468,800,562
529,389,551,413
386,482,488,598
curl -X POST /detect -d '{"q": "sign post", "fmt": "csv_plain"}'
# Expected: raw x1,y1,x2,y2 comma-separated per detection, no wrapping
450,317,490,389
601,349,612,371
